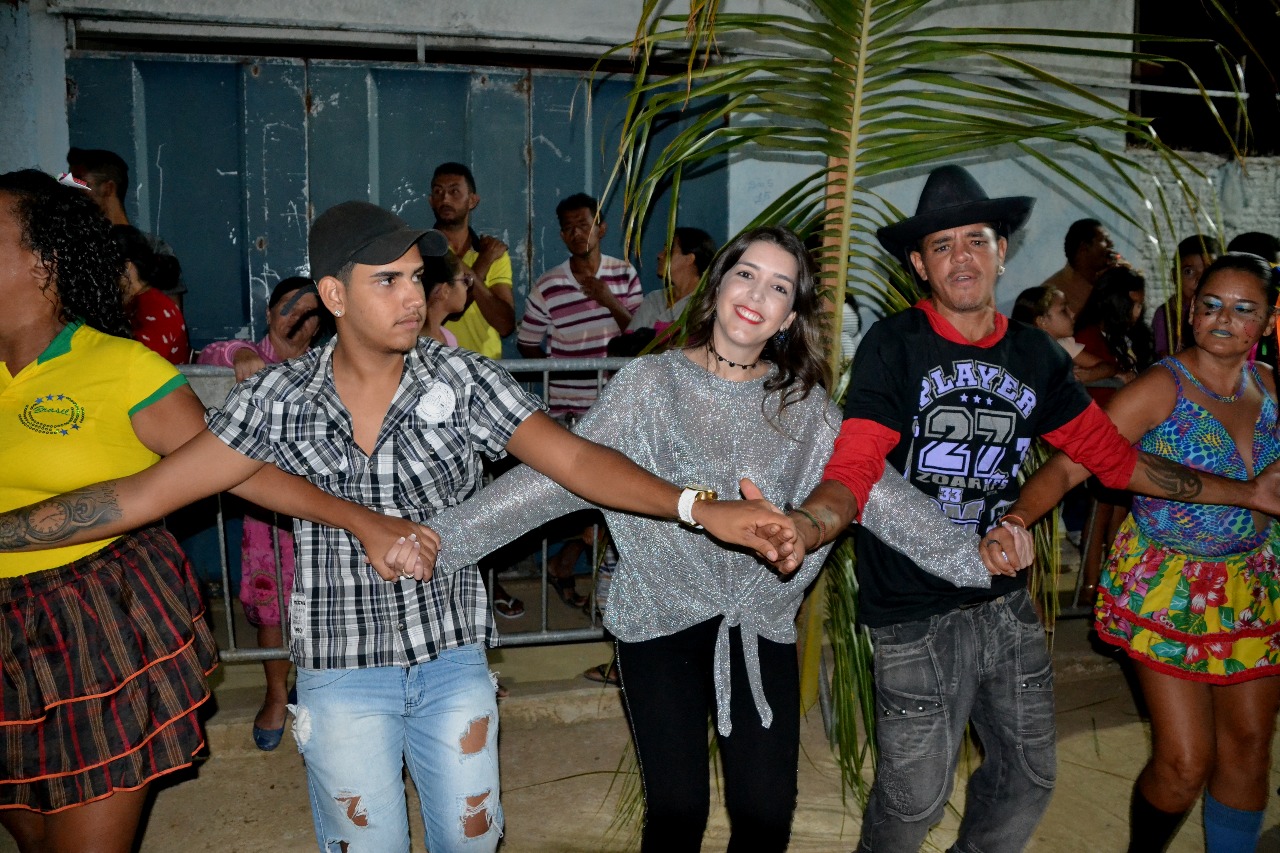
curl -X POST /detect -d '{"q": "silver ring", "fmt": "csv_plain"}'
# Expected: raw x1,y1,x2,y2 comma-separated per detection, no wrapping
984,539,1001,547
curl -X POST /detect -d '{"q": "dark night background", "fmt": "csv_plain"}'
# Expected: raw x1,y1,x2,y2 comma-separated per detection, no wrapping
1133,0,1280,154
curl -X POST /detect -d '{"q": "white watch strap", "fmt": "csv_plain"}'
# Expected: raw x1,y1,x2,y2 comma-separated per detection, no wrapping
678,487,703,529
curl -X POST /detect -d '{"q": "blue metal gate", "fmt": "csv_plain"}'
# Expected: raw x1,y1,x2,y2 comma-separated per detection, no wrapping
66,53,729,352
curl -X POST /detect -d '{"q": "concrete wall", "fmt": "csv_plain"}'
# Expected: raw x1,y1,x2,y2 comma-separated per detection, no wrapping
1,0,71,175
46,0,803,54
1127,150,1280,304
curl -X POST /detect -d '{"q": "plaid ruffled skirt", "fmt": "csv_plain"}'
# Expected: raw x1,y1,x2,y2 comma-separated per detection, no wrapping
1094,516,1280,683
0,527,218,813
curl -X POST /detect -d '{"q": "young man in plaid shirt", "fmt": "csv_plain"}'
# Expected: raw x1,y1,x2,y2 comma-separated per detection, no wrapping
0,200,797,852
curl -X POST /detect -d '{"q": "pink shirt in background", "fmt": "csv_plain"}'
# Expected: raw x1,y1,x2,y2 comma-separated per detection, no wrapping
197,335,281,369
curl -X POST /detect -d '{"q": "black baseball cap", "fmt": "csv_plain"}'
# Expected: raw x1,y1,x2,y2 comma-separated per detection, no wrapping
309,200,448,281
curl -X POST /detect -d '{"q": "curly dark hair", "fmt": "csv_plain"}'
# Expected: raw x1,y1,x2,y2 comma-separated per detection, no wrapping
0,169,128,337
683,225,830,411
555,192,598,225
432,162,476,194
1075,266,1153,373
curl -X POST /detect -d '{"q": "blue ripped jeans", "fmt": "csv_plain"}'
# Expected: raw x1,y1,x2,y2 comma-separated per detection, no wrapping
292,645,501,853
857,590,1056,853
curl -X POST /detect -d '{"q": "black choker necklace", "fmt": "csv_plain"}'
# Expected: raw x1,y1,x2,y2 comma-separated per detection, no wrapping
708,341,759,370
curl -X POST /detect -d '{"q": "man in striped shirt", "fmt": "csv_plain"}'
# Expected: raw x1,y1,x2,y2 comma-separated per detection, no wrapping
517,193,642,418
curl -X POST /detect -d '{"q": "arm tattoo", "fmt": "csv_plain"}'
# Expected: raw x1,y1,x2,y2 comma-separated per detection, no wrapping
1139,453,1203,502
0,484,123,550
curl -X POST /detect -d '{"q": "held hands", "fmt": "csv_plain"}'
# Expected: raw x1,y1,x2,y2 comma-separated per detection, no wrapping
979,520,1035,577
691,478,801,573
362,513,440,582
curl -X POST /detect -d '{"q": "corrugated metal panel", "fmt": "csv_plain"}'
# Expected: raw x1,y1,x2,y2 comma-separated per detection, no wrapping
305,62,534,305
137,60,246,343
66,53,728,353
69,55,259,343
241,60,311,328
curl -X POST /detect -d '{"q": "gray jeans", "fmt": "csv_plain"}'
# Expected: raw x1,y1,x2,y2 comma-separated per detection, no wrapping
856,589,1055,853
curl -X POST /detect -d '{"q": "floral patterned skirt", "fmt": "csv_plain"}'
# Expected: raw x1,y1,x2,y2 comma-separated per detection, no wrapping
239,511,296,628
1094,515,1280,683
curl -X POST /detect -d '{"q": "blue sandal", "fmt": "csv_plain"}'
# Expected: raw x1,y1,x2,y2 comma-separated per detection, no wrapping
252,685,297,752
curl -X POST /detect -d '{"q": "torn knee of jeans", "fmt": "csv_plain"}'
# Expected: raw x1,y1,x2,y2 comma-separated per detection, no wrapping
461,790,494,839
333,791,369,827
458,713,491,757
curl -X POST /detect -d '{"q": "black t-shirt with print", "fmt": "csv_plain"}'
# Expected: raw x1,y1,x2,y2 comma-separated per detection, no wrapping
845,308,1092,628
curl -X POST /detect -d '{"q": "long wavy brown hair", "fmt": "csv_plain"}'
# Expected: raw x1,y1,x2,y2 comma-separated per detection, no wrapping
683,225,830,410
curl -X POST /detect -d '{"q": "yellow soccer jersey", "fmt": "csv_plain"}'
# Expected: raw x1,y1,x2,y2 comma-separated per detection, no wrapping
444,247,513,360
0,322,188,577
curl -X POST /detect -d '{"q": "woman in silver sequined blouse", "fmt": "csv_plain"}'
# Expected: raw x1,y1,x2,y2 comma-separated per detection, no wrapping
425,226,997,851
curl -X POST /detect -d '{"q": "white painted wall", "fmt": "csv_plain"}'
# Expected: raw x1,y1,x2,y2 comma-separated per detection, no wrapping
722,0,1139,312
1127,150,1280,305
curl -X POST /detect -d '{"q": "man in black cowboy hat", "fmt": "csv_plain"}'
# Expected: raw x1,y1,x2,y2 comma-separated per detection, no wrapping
767,164,1280,851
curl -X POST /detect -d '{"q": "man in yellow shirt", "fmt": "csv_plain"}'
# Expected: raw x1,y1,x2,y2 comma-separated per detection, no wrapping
430,163,514,359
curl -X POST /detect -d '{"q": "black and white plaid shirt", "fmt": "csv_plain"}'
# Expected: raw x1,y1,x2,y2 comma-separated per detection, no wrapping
207,337,542,669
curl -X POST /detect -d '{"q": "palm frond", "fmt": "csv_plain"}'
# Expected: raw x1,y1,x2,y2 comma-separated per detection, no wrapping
824,535,878,804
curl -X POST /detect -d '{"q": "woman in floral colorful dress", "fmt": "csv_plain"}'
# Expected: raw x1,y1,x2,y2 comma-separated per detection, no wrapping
1022,252,1280,853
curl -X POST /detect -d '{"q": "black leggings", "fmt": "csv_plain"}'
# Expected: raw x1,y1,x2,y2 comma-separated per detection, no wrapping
616,617,800,853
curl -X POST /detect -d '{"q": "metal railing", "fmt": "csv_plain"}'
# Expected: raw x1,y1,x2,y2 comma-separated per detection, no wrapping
181,356,633,664
1053,376,1127,620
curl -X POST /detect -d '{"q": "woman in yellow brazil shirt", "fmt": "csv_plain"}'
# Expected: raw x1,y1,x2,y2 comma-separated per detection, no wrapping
0,170,428,853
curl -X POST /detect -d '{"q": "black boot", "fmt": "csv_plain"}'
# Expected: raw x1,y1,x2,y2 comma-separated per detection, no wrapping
1127,785,1190,853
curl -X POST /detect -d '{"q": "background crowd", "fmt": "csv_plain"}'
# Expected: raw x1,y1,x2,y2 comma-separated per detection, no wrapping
4,146,1280,853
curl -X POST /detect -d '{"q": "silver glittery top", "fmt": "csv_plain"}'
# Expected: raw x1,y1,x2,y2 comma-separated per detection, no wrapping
431,350,988,734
